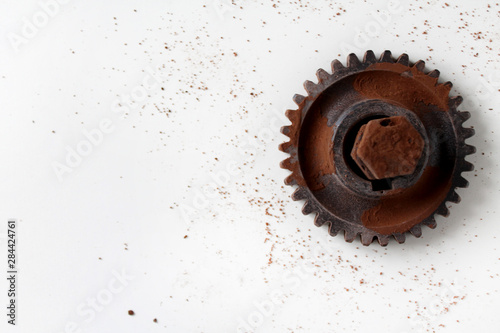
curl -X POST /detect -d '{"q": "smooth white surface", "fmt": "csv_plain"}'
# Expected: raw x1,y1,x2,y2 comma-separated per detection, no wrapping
0,0,499,332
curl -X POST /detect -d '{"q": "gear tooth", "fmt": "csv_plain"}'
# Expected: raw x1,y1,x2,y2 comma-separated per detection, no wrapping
396,53,409,66
462,160,474,172
314,214,326,226
410,225,422,238
331,59,345,72
360,233,374,246
462,127,475,139
449,191,461,204
464,144,476,155
344,229,357,243
424,217,437,229
279,157,293,169
392,233,406,244
278,141,290,152
328,222,341,236
427,69,440,78
376,236,390,246
347,53,362,68
449,96,463,108
443,81,453,89
304,80,317,95
459,111,472,121
456,176,469,188
363,50,377,64
292,94,306,106
285,174,297,186
285,109,299,121
316,68,330,83
302,201,314,215
379,50,393,62
436,204,450,217
291,187,308,200
280,125,291,137
413,60,426,71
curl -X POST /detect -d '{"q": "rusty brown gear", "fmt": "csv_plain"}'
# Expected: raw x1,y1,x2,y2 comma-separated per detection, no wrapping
279,50,476,246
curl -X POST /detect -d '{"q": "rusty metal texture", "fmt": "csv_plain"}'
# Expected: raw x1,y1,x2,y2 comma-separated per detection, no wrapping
279,50,476,246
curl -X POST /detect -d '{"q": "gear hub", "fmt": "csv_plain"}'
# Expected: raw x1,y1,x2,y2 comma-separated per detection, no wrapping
351,116,425,180
279,50,476,246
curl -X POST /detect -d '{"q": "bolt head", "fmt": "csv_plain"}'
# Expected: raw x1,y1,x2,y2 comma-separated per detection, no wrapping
350,116,425,180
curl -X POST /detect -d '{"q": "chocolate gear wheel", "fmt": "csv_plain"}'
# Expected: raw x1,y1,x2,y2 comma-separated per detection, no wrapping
279,50,476,246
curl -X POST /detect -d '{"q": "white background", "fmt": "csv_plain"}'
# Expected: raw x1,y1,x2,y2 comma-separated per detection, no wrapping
0,0,499,332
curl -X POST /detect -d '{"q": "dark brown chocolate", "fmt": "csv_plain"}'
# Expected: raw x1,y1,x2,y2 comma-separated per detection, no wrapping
279,50,475,245
350,116,425,180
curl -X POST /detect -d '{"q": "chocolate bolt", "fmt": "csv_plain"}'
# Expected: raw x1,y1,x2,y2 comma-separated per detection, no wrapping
350,116,425,180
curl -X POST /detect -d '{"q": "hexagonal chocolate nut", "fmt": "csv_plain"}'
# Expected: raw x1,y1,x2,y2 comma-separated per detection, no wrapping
350,116,425,180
